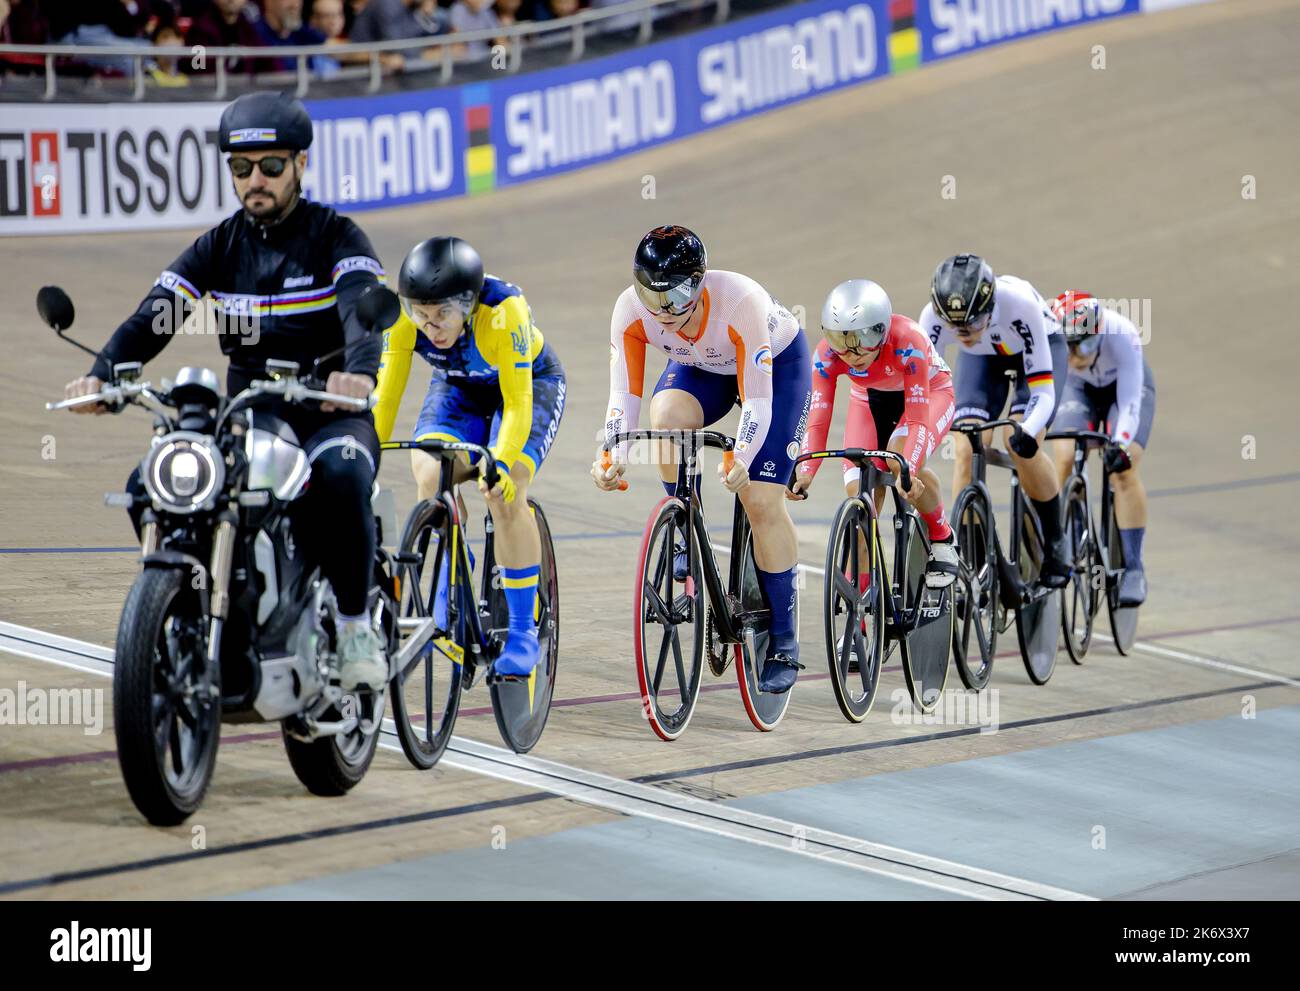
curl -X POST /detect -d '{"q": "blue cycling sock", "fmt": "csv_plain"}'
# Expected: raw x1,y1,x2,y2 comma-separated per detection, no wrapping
1119,527,1145,569
757,566,799,652
502,564,540,633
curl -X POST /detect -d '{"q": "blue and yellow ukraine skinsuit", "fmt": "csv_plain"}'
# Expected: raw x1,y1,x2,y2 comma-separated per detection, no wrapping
373,276,566,673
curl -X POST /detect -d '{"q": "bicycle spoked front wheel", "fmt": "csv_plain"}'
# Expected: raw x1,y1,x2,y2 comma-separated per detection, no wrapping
950,487,997,690
390,498,464,770
488,500,560,754
634,497,704,741
1015,504,1061,686
1061,474,1097,664
823,497,885,723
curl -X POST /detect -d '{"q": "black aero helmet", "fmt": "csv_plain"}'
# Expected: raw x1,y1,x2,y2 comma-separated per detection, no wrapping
218,91,313,153
633,225,707,315
931,254,996,327
398,237,484,314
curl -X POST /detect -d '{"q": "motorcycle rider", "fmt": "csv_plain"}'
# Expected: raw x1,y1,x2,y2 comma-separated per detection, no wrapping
60,91,389,691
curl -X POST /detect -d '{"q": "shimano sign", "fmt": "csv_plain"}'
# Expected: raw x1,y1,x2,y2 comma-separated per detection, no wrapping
921,0,1138,60
698,4,883,124
503,61,676,179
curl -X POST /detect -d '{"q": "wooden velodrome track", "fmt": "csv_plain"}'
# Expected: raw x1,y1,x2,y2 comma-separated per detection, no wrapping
2,0,1298,900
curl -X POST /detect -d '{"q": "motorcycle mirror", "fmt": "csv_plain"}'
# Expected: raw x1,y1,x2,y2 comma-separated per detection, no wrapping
38,286,102,361
355,285,400,334
37,286,75,331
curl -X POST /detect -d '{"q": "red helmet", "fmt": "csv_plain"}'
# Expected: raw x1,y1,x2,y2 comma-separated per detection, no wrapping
1052,290,1103,345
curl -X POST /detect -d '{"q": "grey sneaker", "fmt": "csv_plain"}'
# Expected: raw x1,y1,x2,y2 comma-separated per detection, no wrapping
336,622,388,691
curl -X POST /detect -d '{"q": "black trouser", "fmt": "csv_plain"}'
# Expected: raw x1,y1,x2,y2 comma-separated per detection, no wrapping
127,407,380,617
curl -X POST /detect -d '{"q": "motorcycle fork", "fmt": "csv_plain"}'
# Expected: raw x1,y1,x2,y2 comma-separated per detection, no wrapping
205,511,239,683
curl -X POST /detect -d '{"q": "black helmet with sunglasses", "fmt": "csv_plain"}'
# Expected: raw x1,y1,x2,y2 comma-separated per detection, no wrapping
219,91,314,154
633,225,707,315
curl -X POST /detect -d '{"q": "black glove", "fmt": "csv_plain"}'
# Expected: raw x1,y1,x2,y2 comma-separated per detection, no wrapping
1007,428,1039,459
1104,443,1132,474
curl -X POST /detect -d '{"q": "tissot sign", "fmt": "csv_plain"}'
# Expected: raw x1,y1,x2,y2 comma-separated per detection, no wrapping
0,104,229,234
0,93,461,235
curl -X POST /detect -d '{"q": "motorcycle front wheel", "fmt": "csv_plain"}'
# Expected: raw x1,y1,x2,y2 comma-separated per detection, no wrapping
114,567,220,826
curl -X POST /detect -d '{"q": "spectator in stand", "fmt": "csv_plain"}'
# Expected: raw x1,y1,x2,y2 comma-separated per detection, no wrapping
47,1,157,75
1,0,48,47
494,0,522,28
528,0,578,20
350,0,446,57
186,0,264,74
311,0,404,72
256,0,330,73
448,0,499,59
530,0,579,46
343,0,368,35
149,19,190,85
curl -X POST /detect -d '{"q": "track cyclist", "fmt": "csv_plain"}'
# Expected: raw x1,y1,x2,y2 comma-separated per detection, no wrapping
794,279,959,586
591,225,812,694
373,236,567,676
921,254,1071,588
1049,291,1155,606
61,91,389,692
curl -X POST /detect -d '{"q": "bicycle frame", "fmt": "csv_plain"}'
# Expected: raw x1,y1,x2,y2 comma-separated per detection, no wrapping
792,448,920,636
954,419,1051,607
1047,428,1125,582
381,438,504,682
605,429,758,644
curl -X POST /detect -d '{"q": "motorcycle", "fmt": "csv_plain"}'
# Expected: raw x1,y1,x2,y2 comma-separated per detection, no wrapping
41,285,437,825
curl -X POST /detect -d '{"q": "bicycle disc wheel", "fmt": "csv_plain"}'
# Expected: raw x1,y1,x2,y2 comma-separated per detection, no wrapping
1106,502,1140,654
898,512,952,714
1061,474,1097,664
489,500,560,754
950,487,997,690
633,497,704,741
823,498,886,723
390,498,464,770
735,524,795,732
1014,503,1061,686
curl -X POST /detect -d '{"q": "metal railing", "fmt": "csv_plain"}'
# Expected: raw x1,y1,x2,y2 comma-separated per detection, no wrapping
0,0,731,102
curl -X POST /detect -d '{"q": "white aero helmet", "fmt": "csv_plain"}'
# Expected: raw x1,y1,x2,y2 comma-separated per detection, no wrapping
821,279,892,353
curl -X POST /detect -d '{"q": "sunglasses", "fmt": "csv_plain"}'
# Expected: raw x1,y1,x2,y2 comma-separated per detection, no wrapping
228,155,292,179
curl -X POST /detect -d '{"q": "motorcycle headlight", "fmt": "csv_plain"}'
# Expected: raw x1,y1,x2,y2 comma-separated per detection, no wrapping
142,432,224,514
